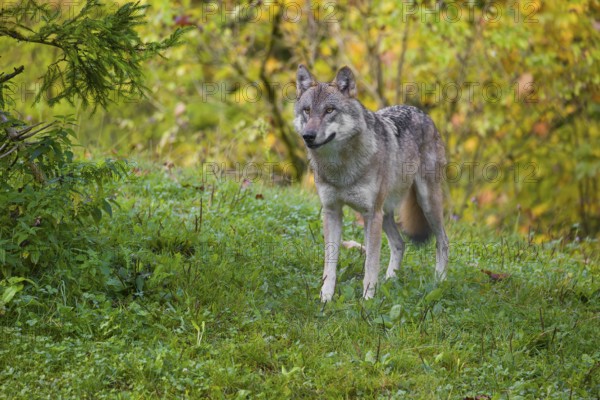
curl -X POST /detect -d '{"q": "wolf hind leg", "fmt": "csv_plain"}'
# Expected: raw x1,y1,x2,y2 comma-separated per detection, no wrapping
414,175,449,281
383,211,405,279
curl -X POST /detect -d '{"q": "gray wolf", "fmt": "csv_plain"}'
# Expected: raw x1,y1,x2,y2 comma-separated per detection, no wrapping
294,64,449,302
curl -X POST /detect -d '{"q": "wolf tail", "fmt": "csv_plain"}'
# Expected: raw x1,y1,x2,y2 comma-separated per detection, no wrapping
399,184,432,244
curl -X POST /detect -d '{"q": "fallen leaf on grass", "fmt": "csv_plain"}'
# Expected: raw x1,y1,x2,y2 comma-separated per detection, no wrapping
463,395,491,400
481,269,511,282
132,167,148,177
342,240,365,253
255,194,264,199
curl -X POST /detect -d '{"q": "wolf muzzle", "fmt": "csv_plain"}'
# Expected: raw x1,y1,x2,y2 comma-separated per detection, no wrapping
303,132,336,149
302,130,317,145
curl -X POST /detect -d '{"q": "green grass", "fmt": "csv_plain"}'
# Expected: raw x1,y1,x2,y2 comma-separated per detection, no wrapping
1,163,599,399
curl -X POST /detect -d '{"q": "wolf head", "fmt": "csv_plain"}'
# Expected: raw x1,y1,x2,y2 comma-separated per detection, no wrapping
294,65,366,150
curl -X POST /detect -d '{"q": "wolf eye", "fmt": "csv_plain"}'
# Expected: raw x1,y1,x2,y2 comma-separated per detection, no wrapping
303,107,310,115
325,107,334,114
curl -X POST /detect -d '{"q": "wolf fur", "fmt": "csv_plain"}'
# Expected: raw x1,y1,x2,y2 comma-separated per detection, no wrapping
294,64,449,301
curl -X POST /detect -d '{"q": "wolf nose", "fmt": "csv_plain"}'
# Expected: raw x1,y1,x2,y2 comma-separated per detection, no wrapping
302,131,317,144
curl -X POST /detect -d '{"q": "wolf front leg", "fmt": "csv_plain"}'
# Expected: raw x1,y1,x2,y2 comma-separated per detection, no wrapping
321,207,343,302
363,210,384,299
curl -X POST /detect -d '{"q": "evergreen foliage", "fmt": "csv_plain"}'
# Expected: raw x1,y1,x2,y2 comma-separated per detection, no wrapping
0,1,187,277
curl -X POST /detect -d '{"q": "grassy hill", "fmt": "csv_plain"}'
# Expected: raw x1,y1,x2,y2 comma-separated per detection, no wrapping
1,163,598,399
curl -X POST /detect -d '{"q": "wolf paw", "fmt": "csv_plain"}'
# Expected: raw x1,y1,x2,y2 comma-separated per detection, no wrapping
363,291,375,300
320,277,336,302
362,285,376,300
320,289,334,303
435,268,447,282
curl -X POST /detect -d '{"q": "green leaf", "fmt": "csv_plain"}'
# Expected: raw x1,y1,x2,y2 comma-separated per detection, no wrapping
390,304,403,320
1,283,23,305
425,288,444,304
101,199,113,217
365,350,376,364
135,274,144,293
29,145,48,160
90,207,102,224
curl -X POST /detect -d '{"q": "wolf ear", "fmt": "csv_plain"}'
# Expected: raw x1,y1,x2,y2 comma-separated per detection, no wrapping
333,66,357,97
296,64,316,98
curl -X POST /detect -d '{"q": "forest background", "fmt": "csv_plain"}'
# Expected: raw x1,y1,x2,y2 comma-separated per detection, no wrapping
2,0,599,240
